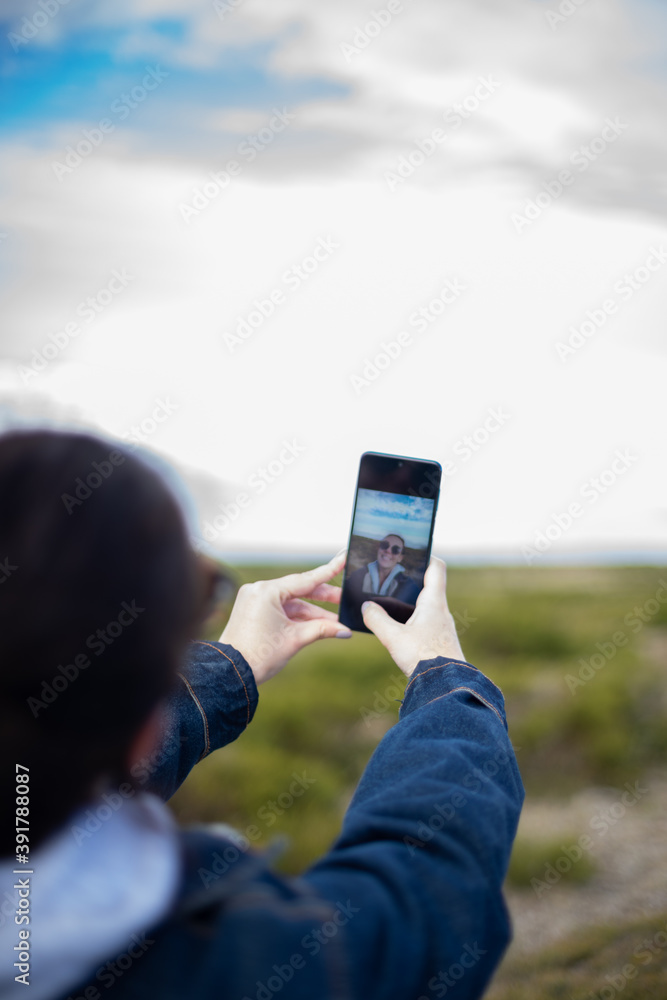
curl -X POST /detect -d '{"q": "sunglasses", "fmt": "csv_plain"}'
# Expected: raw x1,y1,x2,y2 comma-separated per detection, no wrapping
195,555,238,622
379,541,403,555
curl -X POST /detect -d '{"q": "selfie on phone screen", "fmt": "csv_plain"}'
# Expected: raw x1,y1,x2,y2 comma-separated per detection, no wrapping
339,453,441,632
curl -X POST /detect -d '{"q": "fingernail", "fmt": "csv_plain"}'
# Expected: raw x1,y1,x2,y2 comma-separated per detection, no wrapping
361,602,371,613
336,629,352,638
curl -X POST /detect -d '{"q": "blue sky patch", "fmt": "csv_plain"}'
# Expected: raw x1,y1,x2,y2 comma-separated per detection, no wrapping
0,18,348,141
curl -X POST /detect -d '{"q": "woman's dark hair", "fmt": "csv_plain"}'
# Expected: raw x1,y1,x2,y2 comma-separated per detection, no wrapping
0,430,202,856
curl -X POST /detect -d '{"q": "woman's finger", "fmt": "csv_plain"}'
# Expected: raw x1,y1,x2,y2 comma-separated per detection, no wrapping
277,551,346,602
283,599,340,622
307,583,342,604
292,617,352,646
415,557,447,609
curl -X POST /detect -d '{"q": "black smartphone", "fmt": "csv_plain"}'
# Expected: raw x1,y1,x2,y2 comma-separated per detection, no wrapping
338,451,442,634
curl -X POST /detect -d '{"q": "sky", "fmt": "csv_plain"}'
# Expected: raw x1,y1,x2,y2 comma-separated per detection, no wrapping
352,489,435,551
0,0,666,563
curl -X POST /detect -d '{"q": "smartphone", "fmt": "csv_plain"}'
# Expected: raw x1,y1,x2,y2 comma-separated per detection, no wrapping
338,451,442,634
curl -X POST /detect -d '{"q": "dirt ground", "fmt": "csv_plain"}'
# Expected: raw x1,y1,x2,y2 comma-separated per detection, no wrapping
503,770,667,957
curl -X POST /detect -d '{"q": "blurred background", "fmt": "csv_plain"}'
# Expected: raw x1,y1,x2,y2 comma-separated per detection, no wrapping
1,0,666,995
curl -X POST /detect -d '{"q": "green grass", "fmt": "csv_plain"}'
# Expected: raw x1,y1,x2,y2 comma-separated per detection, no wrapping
506,833,597,890
486,912,667,999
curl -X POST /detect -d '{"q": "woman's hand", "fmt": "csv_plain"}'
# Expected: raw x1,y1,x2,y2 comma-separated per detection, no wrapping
361,557,466,678
219,550,351,685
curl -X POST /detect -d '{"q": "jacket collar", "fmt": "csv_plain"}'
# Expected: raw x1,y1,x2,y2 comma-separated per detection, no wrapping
0,792,180,1000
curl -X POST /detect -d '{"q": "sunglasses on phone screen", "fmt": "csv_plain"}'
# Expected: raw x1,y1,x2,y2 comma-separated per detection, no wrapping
379,541,403,555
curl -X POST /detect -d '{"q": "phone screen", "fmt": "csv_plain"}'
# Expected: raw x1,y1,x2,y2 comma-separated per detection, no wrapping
338,451,442,633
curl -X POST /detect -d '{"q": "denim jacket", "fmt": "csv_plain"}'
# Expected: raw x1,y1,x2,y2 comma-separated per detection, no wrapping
59,640,524,1000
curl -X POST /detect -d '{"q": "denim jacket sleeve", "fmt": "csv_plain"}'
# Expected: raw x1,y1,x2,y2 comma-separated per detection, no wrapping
295,655,524,999
141,640,259,800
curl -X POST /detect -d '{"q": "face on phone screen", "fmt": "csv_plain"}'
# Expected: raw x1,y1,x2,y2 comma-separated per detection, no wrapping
339,454,440,633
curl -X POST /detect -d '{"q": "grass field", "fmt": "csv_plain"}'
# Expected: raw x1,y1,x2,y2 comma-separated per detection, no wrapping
169,561,667,995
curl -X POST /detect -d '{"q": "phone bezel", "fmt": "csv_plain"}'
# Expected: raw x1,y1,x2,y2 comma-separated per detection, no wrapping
338,451,442,633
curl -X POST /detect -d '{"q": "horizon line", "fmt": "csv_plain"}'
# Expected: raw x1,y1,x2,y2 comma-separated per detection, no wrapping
207,547,667,567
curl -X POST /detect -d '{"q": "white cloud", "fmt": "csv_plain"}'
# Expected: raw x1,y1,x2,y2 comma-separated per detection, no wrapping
1,149,666,555
7,0,667,221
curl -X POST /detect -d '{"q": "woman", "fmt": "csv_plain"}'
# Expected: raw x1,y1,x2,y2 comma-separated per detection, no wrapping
0,429,523,1000
347,534,421,603
340,535,421,630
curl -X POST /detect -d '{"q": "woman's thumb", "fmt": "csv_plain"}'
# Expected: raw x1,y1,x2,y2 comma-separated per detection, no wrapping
361,601,400,643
